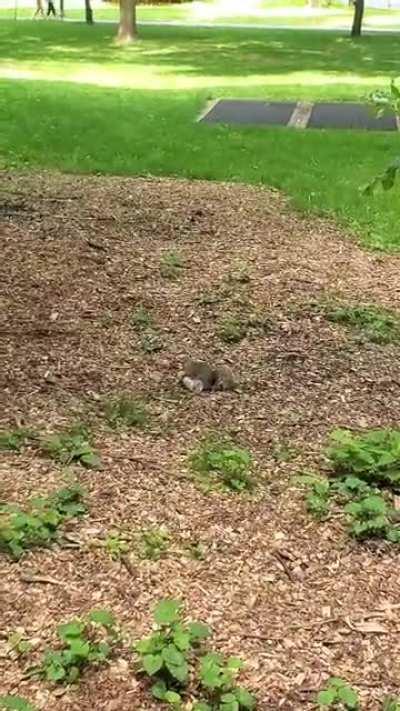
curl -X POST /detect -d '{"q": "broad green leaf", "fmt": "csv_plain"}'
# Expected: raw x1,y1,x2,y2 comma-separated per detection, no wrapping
193,704,212,711
88,609,116,629
80,452,102,469
220,701,239,711
316,688,337,706
164,690,182,704
143,653,163,676
0,697,37,711
154,599,181,626
337,685,359,708
46,662,66,682
188,621,212,641
66,666,81,684
68,638,90,659
58,620,85,641
151,680,167,700
235,687,256,709
227,656,243,672
173,626,191,651
136,634,164,655
162,644,185,667
221,693,237,703
165,659,188,683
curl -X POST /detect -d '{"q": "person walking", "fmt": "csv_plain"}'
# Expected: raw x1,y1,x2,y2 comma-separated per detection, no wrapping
46,0,57,17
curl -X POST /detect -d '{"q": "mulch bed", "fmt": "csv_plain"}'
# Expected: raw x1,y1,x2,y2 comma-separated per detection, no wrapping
1,171,400,710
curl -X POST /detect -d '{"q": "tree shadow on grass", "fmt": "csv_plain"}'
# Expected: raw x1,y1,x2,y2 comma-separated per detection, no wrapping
1,20,399,81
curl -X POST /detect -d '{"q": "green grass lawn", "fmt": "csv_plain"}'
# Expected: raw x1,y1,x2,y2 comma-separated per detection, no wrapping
3,2,400,30
1,20,400,250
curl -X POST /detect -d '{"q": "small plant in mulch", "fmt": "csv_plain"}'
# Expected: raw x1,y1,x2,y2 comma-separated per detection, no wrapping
271,442,300,463
0,484,86,559
30,610,118,684
298,428,400,543
131,305,153,331
226,262,251,284
140,329,165,354
316,677,359,709
7,631,33,658
0,427,37,452
218,317,248,344
382,697,400,711
327,428,400,488
135,599,256,710
190,437,253,493
103,530,131,560
104,394,150,429
137,526,170,561
323,303,400,344
184,539,207,561
40,423,101,469
0,696,37,711
160,250,185,280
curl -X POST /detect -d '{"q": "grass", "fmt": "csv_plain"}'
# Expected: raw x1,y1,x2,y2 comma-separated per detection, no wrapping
1,20,400,249
4,2,400,29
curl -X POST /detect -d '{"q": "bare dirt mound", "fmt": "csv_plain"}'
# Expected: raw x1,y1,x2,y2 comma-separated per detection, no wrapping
1,172,400,710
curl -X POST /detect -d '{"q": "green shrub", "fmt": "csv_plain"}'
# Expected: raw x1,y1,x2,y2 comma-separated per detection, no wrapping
190,438,253,492
327,429,400,488
105,394,149,429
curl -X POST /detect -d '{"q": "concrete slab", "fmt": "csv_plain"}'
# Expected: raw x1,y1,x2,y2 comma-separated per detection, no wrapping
199,99,297,126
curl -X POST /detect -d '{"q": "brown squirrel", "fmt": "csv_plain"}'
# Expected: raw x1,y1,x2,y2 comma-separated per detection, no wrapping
181,359,236,394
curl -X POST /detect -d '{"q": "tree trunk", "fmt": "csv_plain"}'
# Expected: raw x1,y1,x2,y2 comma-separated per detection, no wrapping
60,0,64,18
85,0,93,24
351,0,364,37
117,0,137,44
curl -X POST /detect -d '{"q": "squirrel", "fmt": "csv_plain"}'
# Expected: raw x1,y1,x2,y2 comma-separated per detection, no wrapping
181,359,236,394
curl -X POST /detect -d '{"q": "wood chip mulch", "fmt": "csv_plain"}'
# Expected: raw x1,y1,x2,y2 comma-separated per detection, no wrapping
1,171,400,710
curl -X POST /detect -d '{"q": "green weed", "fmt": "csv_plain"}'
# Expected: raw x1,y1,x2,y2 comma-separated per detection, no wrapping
0,484,86,559
160,251,184,280
327,428,400,488
344,494,400,542
0,697,37,711
136,599,211,704
138,527,170,561
190,438,253,492
104,394,149,429
218,317,247,344
317,677,359,709
34,609,117,684
325,304,400,344
40,424,101,469
131,306,153,331
140,330,164,353
197,652,256,710
0,428,36,452
104,531,130,560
